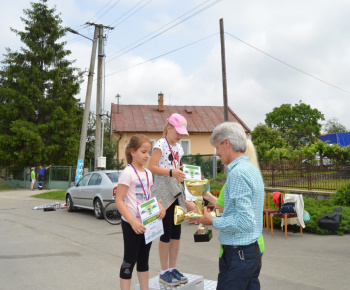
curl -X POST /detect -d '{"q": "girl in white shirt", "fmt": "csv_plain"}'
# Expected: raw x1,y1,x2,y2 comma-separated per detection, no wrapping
116,134,165,290
149,113,189,287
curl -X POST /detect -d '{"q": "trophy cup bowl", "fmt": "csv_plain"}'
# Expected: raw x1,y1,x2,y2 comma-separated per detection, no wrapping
185,180,210,197
174,205,206,226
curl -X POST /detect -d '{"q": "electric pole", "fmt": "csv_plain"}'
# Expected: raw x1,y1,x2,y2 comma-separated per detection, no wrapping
69,26,98,184
86,23,113,171
220,18,229,122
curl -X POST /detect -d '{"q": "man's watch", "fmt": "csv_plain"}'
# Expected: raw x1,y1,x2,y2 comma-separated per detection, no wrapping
215,208,221,217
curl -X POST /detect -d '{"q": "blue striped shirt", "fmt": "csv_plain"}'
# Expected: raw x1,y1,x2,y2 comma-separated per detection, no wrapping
213,155,264,246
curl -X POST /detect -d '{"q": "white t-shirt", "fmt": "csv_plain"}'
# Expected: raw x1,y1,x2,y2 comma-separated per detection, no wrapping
117,166,153,222
153,137,184,169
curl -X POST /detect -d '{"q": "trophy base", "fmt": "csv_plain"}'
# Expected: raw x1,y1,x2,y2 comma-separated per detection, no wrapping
194,229,212,242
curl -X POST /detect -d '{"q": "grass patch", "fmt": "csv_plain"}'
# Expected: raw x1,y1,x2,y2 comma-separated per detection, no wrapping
0,186,19,191
31,190,66,201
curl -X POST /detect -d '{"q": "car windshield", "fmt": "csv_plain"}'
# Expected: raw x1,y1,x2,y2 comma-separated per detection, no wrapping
106,172,120,183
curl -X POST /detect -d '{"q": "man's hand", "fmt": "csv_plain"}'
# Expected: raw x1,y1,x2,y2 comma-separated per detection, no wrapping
199,206,214,226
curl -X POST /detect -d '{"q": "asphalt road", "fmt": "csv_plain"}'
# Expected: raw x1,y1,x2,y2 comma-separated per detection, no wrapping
1,189,349,290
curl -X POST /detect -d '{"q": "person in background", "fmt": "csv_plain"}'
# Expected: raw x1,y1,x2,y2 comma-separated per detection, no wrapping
148,113,189,287
115,134,165,290
37,164,51,188
30,167,36,191
199,123,264,290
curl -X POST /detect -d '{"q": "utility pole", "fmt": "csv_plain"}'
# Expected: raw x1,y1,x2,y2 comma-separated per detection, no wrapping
69,27,98,184
95,25,103,171
86,23,114,171
220,18,229,122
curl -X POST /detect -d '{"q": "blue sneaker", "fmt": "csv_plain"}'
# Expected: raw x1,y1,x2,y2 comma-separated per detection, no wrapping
171,269,188,284
159,271,180,287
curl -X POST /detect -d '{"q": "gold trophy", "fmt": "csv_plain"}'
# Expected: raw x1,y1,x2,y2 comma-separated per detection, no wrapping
174,180,215,242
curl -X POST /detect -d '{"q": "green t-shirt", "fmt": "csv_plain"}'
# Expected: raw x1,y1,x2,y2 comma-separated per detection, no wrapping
31,170,35,180
216,183,265,258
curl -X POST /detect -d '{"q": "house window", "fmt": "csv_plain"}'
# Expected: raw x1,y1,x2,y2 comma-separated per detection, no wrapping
181,139,190,155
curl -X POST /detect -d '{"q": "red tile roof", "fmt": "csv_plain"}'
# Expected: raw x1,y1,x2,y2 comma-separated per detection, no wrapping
111,104,250,133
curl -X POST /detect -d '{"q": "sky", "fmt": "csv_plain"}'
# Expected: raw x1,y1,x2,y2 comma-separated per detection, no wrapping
1,0,350,132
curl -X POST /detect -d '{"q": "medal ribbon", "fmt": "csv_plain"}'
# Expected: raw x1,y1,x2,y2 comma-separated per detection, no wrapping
165,136,179,168
128,164,150,200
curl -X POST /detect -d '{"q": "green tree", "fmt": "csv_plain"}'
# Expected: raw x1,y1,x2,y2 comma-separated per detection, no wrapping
250,123,287,162
102,115,118,170
0,0,83,167
265,101,325,148
323,117,348,134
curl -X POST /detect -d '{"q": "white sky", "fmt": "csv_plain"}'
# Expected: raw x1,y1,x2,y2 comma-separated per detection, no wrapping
1,0,350,132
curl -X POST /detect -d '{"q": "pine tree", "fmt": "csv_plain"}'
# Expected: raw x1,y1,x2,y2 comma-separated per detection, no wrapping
0,0,83,167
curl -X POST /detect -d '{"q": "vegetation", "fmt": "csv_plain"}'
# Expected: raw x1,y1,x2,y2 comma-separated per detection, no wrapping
323,117,348,134
0,186,19,191
209,172,227,191
332,183,350,207
84,113,120,170
210,172,350,235
0,0,84,168
302,197,350,235
267,194,349,235
31,189,65,200
265,101,325,148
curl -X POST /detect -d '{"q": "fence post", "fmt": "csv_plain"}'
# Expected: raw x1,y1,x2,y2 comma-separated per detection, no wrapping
212,155,217,179
69,166,72,187
272,164,275,187
307,164,312,190
23,167,26,188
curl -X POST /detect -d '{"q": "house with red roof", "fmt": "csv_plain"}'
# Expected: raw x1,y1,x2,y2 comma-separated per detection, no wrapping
110,93,250,165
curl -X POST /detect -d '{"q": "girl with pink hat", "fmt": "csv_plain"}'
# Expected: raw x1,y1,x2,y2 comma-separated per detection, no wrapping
149,113,189,287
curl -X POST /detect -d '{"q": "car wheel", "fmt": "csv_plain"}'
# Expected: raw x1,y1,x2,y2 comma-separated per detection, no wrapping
66,194,76,212
94,198,104,219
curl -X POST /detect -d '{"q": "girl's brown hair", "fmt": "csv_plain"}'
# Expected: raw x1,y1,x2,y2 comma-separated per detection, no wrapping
125,134,151,164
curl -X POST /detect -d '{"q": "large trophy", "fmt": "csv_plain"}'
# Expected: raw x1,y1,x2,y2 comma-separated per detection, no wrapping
174,180,215,242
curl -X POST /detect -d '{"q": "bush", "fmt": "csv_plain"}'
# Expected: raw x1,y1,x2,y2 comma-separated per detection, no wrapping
332,182,350,206
209,172,350,235
209,172,226,191
271,197,350,235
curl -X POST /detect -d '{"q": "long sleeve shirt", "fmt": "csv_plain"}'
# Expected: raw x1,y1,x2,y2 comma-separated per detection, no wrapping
213,156,264,246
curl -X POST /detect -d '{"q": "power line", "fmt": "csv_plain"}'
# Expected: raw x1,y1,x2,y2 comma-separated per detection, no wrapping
88,0,121,23
104,33,218,78
106,0,222,64
225,31,350,94
108,0,152,27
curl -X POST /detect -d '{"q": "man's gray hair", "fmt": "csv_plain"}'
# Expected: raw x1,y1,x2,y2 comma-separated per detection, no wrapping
210,122,247,152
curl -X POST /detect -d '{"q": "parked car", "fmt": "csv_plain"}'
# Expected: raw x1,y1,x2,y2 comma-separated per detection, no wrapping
65,170,121,219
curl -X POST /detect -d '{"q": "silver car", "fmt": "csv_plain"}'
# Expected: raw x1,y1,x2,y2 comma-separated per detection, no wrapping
65,170,121,219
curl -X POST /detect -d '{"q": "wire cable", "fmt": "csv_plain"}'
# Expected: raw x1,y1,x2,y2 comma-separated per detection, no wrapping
88,0,121,23
108,0,151,27
225,31,350,94
104,33,218,78
106,0,222,64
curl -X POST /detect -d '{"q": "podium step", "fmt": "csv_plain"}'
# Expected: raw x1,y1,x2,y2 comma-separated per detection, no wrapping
135,273,217,290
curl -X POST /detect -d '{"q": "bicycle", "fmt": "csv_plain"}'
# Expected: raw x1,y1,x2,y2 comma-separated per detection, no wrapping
104,201,122,225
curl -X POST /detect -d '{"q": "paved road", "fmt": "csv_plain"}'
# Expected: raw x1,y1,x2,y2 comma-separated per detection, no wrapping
1,189,349,290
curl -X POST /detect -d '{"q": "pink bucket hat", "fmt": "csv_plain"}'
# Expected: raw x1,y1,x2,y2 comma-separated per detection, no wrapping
167,113,189,135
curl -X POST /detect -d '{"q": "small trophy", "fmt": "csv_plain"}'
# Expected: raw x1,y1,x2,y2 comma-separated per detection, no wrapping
174,180,215,242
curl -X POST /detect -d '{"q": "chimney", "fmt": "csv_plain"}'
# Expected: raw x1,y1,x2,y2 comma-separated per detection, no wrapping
158,92,164,112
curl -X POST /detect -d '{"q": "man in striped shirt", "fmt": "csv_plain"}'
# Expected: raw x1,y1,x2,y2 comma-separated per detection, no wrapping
200,122,264,290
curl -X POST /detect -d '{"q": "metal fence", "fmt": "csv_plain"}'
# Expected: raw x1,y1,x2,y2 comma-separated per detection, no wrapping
3,166,76,190
261,162,350,191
